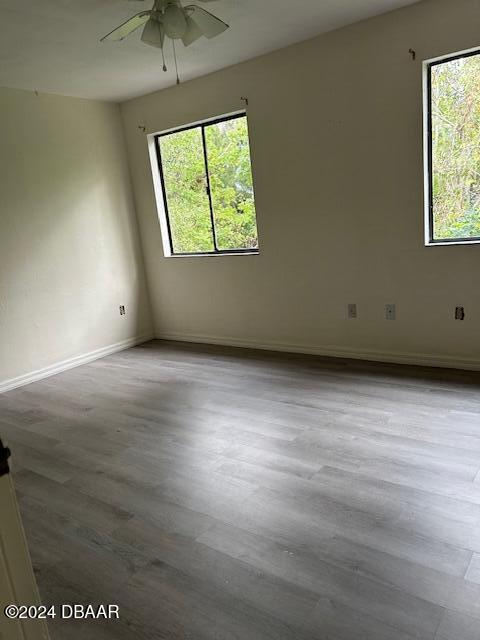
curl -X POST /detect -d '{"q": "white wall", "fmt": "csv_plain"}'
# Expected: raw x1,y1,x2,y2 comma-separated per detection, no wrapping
0,88,153,389
121,0,480,370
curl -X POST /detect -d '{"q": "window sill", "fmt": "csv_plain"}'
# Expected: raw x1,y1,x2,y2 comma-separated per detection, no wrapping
425,239,480,247
165,251,260,258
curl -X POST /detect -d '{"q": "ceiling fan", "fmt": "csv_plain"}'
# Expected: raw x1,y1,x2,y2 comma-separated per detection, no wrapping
101,0,229,50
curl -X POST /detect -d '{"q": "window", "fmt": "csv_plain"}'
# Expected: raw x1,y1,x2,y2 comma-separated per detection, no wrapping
425,49,480,244
154,113,259,256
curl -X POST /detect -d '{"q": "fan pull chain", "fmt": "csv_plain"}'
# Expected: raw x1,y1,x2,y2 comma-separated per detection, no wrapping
161,44,167,72
172,39,180,85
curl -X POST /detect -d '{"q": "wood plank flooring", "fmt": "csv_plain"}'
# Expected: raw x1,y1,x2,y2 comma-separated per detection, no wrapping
2,340,480,639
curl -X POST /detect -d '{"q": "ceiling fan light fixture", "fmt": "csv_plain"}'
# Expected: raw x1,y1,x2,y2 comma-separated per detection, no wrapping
141,19,165,48
185,5,228,40
181,14,203,47
100,0,230,82
163,4,188,39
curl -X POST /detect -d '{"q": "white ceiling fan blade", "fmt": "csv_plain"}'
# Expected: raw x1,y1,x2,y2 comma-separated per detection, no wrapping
185,5,229,39
141,18,165,48
181,15,203,46
101,11,151,41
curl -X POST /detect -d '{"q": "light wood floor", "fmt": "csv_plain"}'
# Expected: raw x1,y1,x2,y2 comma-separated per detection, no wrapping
2,340,480,639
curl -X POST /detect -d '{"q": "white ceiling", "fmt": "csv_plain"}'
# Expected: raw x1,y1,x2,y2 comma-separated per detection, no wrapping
0,0,420,102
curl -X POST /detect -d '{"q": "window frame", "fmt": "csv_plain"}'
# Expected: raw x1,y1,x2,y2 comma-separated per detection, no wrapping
153,111,259,257
424,47,480,246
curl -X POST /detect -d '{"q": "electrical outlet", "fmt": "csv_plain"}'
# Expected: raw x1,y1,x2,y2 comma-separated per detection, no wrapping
455,306,465,320
119,305,126,316
385,304,396,320
347,304,358,319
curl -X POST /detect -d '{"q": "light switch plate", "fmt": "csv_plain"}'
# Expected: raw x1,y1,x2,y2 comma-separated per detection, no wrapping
347,304,357,319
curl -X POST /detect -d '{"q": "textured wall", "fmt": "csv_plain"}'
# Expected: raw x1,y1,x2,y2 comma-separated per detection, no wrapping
0,88,153,385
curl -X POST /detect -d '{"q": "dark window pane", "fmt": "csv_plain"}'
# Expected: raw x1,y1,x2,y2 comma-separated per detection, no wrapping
159,127,214,253
431,54,480,240
204,117,258,250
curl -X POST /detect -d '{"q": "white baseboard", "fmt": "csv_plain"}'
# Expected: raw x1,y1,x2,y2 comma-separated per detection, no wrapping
0,334,154,394
156,332,480,372
3,330,476,395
